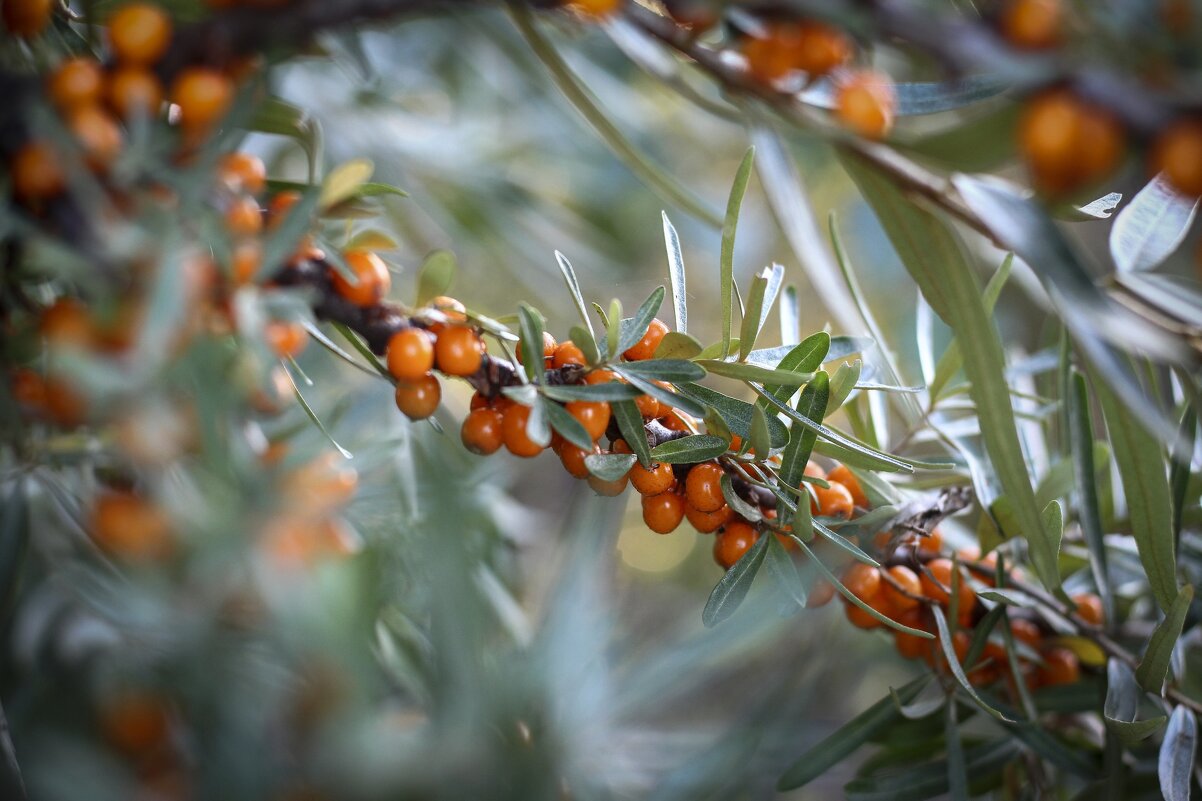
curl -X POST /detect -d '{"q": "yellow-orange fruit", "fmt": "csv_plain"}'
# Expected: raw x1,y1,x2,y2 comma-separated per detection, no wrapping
107,67,164,119
826,464,868,509
91,491,173,560
713,521,759,569
108,3,173,66
12,141,65,200
810,480,854,519
1073,593,1104,626
566,400,610,441
1152,119,1202,197
684,462,725,512
3,0,52,36
629,461,675,495
834,71,896,140
218,152,267,195
622,318,668,361
264,321,308,359
48,57,104,110
461,408,504,455
1000,0,1063,49
332,251,391,307
394,374,440,420
642,492,685,534
435,325,484,376
502,403,545,458
171,67,233,132
684,502,733,533
386,328,435,383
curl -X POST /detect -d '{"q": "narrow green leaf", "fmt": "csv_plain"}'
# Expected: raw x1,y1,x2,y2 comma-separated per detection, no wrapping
613,358,704,383
542,383,642,402
607,298,623,360
720,474,763,523
1159,706,1197,801
584,452,636,481
569,325,599,365
618,286,666,355
1041,500,1064,567
697,359,813,386
676,383,789,448
1091,366,1179,612
945,703,968,801
662,211,687,333
765,533,807,609
1136,584,1194,693
777,676,930,791
778,372,829,526
518,304,546,384
721,147,755,358
285,370,352,459
543,398,594,451
619,372,706,418
1069,370,1113,622
416,249,456,306
929,254,1012,402
739,265,783,360
844,740,1017,801
845,157,1061,597
761,331,831,408
654,331,702,360
1104,659,1167,744
612,399,651,467
749,405,771,459
649,435,728,464
702,530,769,627
555,250,595,342
931,606,1014,722
780,285,800,346
1169,404,1195,548
825,359,862,418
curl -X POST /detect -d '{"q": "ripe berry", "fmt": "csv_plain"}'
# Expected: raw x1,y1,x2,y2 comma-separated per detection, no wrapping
502,403,545,458
386,328,435,383
435,325,484,376
551,342,586,368
808,579,836,607
882,565,922,613
894,608,932,659
394,374,440,420
40,297,94,348
2,0,52,36
569,0,622,17
332,250,391,307
99,692,172,756
231,241,262,285
741,22,802,84
1152,119,1202,197
218,152,267,195
634,392,660,418
1000,0,1062,49
588,473,628,496
264,321,308,359
518,331,556,363
835,71,896,140
559,442,598,479
461,408,504,455
107,67,164,119
48,58,104,110
919,528,943,554
428,296,467,326
713,521,759,569
108,3,173,66
684,502,733,533
68,106,123,170
622,318,668,361
1073,593,1104,626
795,21,853,76
920,558,976,618
642,491,685,534
1018,91,1125,193
1010,618,1042,647
629,461,675,495
171,67,233,132
826,464,868,509
843,562,881,602
684,462,725,512
804,459,827,480
810,480,854,519
566,400,610,441
1037,646,1080,686
91,490,173,560
225,196,263,237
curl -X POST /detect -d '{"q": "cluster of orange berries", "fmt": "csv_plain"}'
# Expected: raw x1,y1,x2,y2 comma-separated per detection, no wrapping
8,2,249,205
834,525,1101,691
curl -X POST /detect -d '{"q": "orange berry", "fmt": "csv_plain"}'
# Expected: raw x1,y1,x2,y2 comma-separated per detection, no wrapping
43,376,86,427
1073,593,1104,626
386,328,435,383
40,297,94,348
218,152,267,195
921,558,977,618
282,452,357,514
332,250,391,307
845,601,883,629
1000,0,1062,49
551,342,586,368
804,459,827,480
713,521,759,569
795,21,853,76
231,240,262,286
1010,618,1042,647
171,67,233,132
559,442,598,479
99,692,172,756
268,190,302,223
742,22,803,83
48,58,104,110
826,464,868,509
588,473,628,496
1019,91,1126,193
584,368,616,385
642,491,685,534
435,325,484,376
629,460,675,496
808,579,836,607
91,491,173,560
569,0,622,18
2,0,51,36
894,608,932,659
919,528,943,555
611,438,633,454
882,565,922,613
461,408,504,455
835,70,896,140
107,66,164,119
566,400,610,441
683,462,725,513
843,562,881,602
394,374,440,420
502,403,545,458
224,195,262,237
634,392,660,419
684,502,733,533
11,369,47,410
11,141,64,200
811,480,854,519
68,106,123,170
264,321,308,359
622,318,668,361
1038,646,1080,687
108,3,172,65
428,296,467,326
1153,119,1202,197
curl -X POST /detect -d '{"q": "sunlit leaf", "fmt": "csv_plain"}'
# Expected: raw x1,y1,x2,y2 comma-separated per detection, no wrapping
1110,174,1199,273
721,147,756,358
